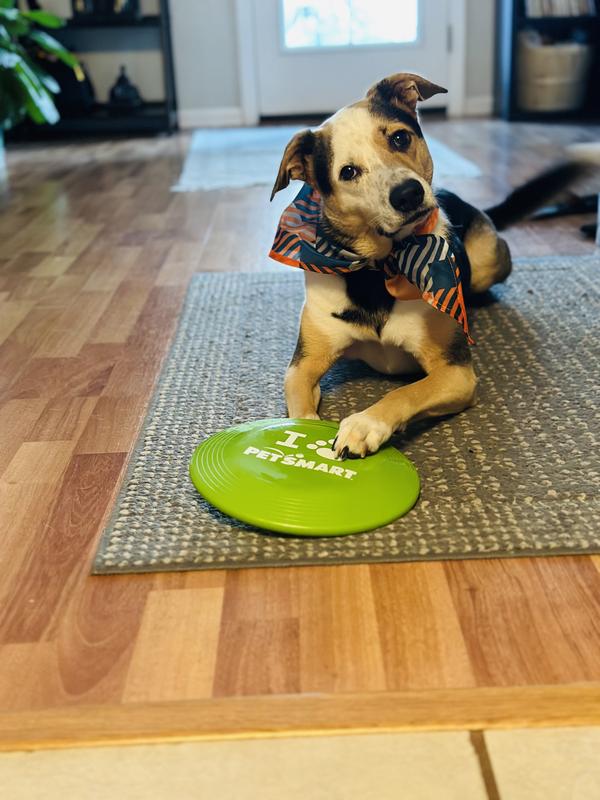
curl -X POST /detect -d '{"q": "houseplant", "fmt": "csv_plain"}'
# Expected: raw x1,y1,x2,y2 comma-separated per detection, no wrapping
0,0,81,173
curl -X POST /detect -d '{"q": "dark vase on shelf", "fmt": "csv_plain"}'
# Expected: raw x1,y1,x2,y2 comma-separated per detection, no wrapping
108,65,143,114
71,0,140,19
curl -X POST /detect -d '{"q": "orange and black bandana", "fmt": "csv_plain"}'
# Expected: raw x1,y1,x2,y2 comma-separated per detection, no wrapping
270,183,473,344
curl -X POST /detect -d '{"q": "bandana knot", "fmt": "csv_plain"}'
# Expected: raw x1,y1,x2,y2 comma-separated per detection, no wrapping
270,183,473,343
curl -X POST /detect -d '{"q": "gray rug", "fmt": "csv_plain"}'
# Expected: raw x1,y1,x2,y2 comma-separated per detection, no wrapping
93,256,600,574
172,126,481,192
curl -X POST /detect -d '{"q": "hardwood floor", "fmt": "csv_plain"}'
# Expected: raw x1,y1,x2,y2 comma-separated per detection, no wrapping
0,120,599,740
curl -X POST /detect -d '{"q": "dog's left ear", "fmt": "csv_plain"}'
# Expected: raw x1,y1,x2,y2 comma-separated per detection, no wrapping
270,129,315,200
367,73,447,113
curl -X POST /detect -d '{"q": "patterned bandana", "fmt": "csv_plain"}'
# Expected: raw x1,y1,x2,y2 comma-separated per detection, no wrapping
269,183,473,343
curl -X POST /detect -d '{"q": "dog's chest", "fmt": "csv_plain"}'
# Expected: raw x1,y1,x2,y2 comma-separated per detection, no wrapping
305,272,432,366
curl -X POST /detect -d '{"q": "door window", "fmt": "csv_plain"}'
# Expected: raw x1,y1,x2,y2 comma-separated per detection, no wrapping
282,0,419,50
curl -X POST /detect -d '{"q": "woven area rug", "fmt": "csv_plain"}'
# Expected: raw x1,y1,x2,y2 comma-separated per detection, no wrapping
172,126,481,191
93,256,600,574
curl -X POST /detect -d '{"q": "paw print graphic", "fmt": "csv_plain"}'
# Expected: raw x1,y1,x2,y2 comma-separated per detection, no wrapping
306,438,337,461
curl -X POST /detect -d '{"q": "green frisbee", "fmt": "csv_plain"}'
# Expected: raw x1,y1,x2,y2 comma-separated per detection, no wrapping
189,418,420,537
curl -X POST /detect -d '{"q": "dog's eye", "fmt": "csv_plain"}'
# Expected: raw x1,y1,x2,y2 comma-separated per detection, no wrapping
339,165,361,181
390,130,411,151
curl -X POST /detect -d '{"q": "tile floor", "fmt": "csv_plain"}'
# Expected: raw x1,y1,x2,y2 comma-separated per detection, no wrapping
1,727,599,799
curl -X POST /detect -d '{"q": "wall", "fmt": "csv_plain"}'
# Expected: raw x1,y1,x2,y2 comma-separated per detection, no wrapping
464,0,495,115
170,0,241,126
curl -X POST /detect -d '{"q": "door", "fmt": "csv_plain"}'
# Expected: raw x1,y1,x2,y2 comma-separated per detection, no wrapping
252,0,451,116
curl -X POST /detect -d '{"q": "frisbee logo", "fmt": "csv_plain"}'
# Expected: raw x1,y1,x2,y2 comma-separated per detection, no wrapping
275,429,337,461
242,429,357,480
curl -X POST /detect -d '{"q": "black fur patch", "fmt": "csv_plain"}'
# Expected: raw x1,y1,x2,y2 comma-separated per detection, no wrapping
300,130,315,155
313,132,333,196
290,332,305,365
435,189,480,235
484,161,589,231
445,329,472,366
368,83,423,137
332,270,394,337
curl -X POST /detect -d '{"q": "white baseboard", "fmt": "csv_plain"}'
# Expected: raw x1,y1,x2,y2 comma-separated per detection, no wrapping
178,106,245,129
462,95,494,117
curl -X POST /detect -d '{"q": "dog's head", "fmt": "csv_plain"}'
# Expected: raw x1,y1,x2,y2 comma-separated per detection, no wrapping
271,73,447,260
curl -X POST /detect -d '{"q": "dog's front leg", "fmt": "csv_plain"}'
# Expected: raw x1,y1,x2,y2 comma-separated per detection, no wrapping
334,361,477,457
285,307,346,420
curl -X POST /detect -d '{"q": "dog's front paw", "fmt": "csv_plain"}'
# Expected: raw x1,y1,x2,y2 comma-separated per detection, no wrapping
334,412,393,459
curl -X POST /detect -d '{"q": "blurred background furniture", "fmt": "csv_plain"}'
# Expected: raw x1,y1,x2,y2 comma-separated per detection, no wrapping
496,0,599,121
12,0,177,138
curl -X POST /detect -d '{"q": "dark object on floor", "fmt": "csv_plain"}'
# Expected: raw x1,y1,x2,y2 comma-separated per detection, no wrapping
93,257,600,575
531,193,597,221
580,223,598,239
108,65,143,112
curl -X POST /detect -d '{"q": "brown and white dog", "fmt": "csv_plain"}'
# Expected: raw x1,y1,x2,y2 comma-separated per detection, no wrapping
271,72,592,459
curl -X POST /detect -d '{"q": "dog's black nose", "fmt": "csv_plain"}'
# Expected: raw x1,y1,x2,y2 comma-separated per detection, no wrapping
389,180,424,212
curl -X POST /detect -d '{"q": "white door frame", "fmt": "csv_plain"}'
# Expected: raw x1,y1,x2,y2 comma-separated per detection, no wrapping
234,0,468,124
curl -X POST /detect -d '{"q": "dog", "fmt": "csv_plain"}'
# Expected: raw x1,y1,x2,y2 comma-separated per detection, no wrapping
270,72,593,459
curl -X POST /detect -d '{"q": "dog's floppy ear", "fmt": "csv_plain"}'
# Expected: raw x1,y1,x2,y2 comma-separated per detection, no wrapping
271,129,315,200
367,73,447,113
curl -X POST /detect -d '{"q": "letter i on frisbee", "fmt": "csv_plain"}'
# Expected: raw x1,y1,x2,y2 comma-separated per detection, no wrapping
189,418,420,537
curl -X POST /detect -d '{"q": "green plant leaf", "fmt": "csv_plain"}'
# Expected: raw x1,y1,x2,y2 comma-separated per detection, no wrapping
0,23,10,42
28,29,80,71
22,10,65,29
23,54,60,94
9,52,59,124
0,11,28,37
0,74,26,129
0,48,19,68
0,1,17,9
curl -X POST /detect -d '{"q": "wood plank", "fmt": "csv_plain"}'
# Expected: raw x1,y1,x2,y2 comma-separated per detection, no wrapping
6,354,116,401
75,395,148,454
0,398,48,474
213,619,300,696
0,453,126,643
88,280,153,344
1,684,600,751
29,255,76,279
46,574,154,704
445,558,600,686
27,397,98,442
0,301,35,345
124,587,225,702
81,248,141,293
297,566,387,693
34,292,114,358
369,563,476,690
2,441,73,486
0,643,64,712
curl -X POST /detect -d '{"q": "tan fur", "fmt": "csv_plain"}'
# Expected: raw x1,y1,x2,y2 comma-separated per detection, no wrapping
465,215,512,293
284,307,347,420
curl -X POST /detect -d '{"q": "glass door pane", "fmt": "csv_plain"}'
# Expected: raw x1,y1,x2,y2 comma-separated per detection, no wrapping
282,0,419,50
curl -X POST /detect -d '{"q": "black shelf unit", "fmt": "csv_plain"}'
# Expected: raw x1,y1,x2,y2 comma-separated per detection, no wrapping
495,0,600,121
12,1,177,139
64,14,161,28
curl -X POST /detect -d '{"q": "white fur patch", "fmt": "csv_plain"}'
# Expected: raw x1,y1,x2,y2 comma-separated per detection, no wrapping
334,411,393,457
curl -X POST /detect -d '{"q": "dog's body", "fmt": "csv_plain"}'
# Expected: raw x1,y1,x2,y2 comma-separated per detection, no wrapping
271,73,590,458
